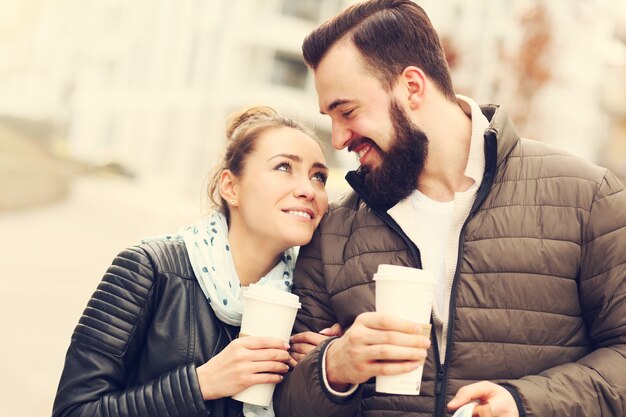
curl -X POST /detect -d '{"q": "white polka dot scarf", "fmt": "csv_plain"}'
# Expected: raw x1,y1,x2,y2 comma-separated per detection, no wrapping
181,211,297,327
143,211,295,417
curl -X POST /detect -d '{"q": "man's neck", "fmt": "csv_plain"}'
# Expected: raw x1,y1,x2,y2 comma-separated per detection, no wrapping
416,96,474,202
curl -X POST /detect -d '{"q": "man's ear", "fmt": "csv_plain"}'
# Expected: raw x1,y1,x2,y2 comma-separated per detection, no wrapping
219,169,239,207
400,66,427,110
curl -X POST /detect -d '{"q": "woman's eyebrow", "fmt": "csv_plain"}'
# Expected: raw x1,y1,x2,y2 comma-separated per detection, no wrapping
268,154,328,171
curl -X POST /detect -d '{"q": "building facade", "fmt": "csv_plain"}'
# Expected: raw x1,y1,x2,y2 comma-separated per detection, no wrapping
1,0,623,201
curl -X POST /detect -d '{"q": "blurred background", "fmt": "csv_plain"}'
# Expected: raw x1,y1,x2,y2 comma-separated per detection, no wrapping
1,0,624,415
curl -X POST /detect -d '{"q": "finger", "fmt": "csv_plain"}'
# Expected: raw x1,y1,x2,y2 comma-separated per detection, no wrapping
352,327,431,349
416,323,432,337
290,331,328,345
247,348,292,363
320,322,343,336
357,312,425,334
290,342,317,354
287,355,298,368
473,403,493,417
247,360,291,375
243,372,284,388
448,381,494,409
360,344,428,362
237,336,290,350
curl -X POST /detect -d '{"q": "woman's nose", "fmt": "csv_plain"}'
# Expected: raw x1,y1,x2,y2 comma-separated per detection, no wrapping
294,178,316,201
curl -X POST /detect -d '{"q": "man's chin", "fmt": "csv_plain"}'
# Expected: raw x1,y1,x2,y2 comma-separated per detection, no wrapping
359,162,380,176
361,160,419,207
359,164,377,175
357,154,383,172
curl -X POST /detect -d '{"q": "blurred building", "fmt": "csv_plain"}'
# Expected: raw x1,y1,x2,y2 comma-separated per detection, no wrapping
421,0,620,163
64,0,346,195
0,0,349,199
0,0,624,205
599,4,626,183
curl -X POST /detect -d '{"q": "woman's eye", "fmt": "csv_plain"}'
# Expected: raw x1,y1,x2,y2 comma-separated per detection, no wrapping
275,162,291,172
312,172,328,184
342,109,354,118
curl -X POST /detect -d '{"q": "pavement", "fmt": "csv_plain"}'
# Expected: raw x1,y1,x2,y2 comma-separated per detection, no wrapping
0,175,199,417
0,172,350,416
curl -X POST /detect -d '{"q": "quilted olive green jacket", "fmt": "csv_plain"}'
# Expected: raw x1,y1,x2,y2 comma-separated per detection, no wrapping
275,105,626,417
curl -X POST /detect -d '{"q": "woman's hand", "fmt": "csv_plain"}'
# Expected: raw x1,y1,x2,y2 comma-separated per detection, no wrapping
288,323,343,367
196,336,291,400
448,381,519,417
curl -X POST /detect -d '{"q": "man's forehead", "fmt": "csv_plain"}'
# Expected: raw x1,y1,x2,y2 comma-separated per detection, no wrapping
313,48,363,113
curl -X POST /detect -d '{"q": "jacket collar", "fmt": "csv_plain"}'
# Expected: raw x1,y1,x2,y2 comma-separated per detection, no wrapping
480,104,520,169
346,104,521,208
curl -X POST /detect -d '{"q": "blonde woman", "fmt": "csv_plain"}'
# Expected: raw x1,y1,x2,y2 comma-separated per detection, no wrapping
53,107,330,417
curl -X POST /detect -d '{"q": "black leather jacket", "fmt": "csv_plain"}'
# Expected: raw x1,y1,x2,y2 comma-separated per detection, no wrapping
53,240,243,417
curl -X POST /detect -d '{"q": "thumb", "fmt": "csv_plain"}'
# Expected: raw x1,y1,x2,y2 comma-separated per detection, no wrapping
320,323,342,336
448,390,473,410
448,381,493,410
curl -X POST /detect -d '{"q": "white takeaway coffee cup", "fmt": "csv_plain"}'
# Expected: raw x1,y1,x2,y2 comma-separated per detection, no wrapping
373,264,435,395
231,284,301,407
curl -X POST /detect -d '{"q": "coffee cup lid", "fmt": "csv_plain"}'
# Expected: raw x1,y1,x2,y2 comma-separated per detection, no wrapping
377,264,418,275
244,284,301,309
374,264,435,284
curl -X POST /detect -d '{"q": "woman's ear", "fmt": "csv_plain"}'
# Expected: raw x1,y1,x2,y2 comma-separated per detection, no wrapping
401,66,426,110
219,169,239,207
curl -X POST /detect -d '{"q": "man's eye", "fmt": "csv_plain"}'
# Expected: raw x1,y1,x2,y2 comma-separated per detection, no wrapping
342,109,354,118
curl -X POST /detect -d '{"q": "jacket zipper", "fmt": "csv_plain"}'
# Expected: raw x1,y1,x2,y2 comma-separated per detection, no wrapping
346,129,500,417
434,130,499,417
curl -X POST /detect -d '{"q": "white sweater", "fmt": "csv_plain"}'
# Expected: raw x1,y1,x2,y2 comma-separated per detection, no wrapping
388,95,488,363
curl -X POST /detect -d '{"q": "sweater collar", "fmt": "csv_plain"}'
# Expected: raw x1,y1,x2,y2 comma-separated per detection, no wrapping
345,102,521,209
457,94,488,187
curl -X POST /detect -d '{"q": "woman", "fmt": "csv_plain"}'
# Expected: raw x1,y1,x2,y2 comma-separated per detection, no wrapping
53,106,329,417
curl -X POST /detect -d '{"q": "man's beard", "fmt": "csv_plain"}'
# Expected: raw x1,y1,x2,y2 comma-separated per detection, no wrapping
361,100,429,208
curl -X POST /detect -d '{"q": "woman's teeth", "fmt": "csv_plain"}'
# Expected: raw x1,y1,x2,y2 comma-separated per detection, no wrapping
286,210,311,219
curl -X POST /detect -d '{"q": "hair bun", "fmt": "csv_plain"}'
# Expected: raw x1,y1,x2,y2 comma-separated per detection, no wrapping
226,106,280,140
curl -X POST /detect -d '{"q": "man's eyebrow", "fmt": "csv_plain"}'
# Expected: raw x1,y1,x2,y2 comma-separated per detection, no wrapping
268,154,329,171
320,99,351,115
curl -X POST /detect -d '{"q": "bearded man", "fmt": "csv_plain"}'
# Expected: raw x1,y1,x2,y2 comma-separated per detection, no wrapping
275,1,626,417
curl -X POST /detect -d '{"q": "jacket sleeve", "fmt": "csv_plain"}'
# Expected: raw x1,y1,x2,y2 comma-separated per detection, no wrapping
52,246,209,417
502,171,626,417
274,224,363,417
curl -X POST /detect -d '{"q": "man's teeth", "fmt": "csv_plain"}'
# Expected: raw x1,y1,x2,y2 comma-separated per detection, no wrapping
287,210,312,219
356,146,369,159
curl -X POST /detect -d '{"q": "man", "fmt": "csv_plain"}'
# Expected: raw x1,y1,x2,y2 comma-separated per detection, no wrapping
275,1,626,417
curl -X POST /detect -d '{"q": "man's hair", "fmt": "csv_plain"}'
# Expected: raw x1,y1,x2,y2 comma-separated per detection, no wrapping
302,0,455,100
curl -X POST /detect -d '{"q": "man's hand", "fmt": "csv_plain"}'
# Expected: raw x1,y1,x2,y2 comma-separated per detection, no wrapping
288,323,343,367
448,381,519,417
325,312,430,391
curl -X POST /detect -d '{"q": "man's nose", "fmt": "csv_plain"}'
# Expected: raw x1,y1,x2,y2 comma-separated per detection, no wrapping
331,120,351,150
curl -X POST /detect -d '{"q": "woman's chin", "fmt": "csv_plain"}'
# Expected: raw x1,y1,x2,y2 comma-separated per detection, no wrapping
284,233,314,249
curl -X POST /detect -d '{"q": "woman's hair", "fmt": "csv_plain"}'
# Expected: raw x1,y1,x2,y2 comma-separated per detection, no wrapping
207,106,319,223
302,0,455,100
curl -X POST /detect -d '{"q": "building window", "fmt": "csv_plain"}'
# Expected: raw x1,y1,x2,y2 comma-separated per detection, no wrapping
281,0,322,22
271,51,308,89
